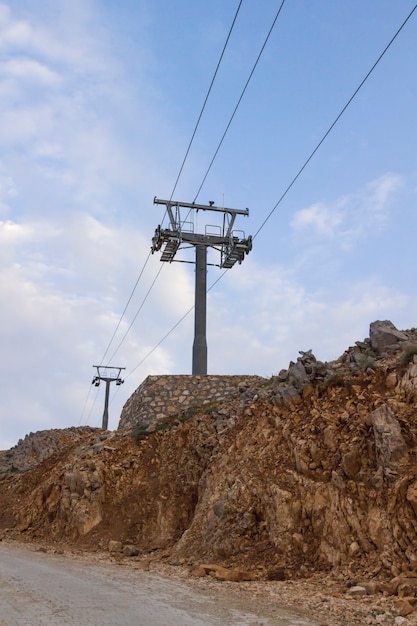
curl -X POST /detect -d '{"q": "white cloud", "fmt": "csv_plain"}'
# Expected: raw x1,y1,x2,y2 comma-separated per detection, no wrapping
1,56,60,84
290,173,404,248
0,1,415,452
0,0,188,448
0,3,32,48
0,172,17,215
366,173,403,218
290,201,344,237
0,2,106,71
0,219,34,260
0,206,198,445
206,259,414,377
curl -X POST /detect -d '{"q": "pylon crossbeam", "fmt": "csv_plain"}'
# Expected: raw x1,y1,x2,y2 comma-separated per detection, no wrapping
151,197,252,375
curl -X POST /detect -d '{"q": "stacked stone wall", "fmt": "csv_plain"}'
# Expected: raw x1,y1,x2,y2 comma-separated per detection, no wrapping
118,374,265,431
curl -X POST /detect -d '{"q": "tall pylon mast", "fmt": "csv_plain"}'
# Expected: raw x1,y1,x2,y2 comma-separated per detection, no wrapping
151,197,252,375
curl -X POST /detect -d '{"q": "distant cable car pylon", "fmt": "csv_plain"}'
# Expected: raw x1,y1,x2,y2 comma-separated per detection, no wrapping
92,365,125,429
151,197,252,375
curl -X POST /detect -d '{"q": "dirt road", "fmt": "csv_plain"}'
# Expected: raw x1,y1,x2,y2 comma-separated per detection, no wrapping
0,544,317,626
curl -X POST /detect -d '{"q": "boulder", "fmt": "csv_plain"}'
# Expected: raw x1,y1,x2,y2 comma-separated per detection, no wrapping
108,540,123,553
123,544,140,557
370,321,408,356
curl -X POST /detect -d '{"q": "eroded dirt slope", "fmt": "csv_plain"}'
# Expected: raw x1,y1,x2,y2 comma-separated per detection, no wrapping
2,321,417,624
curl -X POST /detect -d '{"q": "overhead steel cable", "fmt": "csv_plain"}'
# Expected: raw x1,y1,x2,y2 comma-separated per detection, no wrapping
122,0,288,381
93,1,246,371
193,0,287,203
78,381,101,426
105,262,165,364
86,384,101,424
123,4,416,378
78,250,152,424
253,3,417,240
122,0,287,380
78,382,93,425
158,0,244,232
108,268,229,408
169,0,244,202
125,269,227,381
100,249,152,365
83,3,246,424
88,255,169,420
124,305,193,381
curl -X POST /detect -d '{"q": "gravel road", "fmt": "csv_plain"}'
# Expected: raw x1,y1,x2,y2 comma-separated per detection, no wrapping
0,544,318,626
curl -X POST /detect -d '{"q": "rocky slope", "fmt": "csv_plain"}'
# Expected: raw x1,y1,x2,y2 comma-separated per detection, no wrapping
2,320,417,625
0,426,101,479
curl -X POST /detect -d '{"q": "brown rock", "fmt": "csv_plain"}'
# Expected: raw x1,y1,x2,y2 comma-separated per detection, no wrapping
199,564,256,582
386,372,398,389
371,404,409,479
360,581,380,595
398,579,417,598
394,598,415,616
189,565,207,577
347,542,361,559
406,481,417,517
341,451,362,479
108,540,123,553
123,544,140,557
383,577,403,596
266,567,287,581
346,585,367,597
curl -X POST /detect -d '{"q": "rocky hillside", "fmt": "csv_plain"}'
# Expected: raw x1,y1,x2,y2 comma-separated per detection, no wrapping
0,427,101,479
2,320,417,623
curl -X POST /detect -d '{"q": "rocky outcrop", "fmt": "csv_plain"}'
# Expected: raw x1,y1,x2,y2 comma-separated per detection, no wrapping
0,427,101,479
11,429,120,536
369,320,408,355
397,357,417,402
118,320,416,436
371,404,409,481
272,349,331,406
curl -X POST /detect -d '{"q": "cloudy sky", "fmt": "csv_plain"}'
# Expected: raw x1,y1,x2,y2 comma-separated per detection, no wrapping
1,0,416,449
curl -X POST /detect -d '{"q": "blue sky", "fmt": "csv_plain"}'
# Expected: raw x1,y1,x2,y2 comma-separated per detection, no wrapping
1,0,416,449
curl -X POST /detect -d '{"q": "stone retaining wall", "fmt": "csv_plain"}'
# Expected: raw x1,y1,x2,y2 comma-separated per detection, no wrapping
118,374,265,431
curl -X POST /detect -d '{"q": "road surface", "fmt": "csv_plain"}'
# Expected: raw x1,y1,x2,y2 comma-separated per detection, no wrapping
0,544,318,625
